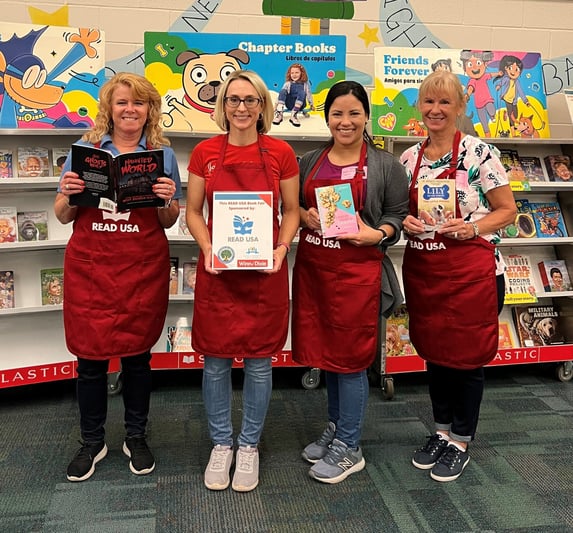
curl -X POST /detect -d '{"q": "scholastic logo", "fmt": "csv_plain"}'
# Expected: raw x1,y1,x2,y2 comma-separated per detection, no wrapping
0,362,76,388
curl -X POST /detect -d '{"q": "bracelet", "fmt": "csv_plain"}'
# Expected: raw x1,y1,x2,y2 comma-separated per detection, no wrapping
470,221,479,238
276,241,291,253
376,227,388,245
158,199,172,209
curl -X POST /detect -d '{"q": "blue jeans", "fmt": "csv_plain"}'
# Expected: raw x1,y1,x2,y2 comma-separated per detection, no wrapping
325,370,369,449
202,356,272,447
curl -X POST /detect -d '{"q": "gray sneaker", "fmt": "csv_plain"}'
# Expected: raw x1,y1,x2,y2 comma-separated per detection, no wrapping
204,445,233,490
309,438,365,484
232,446,259,492
302,422,336,463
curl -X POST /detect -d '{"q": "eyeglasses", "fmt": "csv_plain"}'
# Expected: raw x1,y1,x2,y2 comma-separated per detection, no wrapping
224,96,262,109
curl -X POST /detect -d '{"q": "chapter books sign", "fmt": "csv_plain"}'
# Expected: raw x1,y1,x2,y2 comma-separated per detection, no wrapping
144,32,346,135
371,47,550,139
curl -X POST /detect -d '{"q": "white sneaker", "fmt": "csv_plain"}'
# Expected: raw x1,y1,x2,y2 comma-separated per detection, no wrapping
232,446,259,492
272,110,283,125
204,445,233,490
289,113,300,127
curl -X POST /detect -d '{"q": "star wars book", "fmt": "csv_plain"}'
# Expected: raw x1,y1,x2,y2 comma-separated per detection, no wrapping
504,254,537,304
512,304,565,347
70,144,165,211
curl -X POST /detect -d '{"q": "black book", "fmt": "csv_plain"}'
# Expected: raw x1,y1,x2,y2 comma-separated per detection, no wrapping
70,144,165,211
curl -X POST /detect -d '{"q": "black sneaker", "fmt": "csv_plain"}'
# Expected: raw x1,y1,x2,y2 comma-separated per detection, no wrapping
412,434,449,470
123,436,155,475
430,444,470,482
67,441,108,482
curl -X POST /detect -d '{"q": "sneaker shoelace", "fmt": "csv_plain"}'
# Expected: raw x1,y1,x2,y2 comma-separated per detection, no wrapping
210,447,231,471
315,425,335,447
236,449,256,472
437,446,464,470
323,441,348,466
419,434,446,454
74,441,96,460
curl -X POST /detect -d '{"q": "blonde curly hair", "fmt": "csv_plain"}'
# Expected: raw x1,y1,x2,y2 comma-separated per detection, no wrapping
82,72,169,148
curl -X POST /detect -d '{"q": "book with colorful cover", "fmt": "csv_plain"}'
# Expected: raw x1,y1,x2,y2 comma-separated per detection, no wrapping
417,179,455,231
166,317,192,352
169,257,179,295
51,147,70,176
385,304,417,356
543,155,573,183
518,155,546,182
0,149,13,178
538,259,573,292
512,304,565,347
17,147,50,177
17,210,48,241
0,206,18,243
0,270,15,309
499,149,526,184
40,267,64,305
501,198,536,239
315,182,358,238
504,254,537,304
182,259,198,295
529,201,568,238
70,144,165,211
498,321,515,349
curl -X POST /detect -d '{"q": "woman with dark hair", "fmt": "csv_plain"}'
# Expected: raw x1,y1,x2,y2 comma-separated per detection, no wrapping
292,80,408,484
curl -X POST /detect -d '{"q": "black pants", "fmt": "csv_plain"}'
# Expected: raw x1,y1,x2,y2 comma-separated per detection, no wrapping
427,274,505,443
76,351,152,443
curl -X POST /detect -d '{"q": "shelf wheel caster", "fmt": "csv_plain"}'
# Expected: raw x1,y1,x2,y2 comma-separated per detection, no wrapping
382,376,395,400
302,368,321,390
107,372,123,395
556,361,573,382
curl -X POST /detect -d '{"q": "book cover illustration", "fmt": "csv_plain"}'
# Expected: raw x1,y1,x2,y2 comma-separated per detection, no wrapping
182,259,198,295
169,257,179,295
40,267,64,305
417,179,455,231
538,260,573,292
0,206,18,243
51,148,70,177
0,22,104,130
501,198,536,239
372,48,550,139
70,144,165,211
529,201,568,238
315,182,358,238
0,270,15,309
0,150,13,178
17,210,48,241
499,149,526,185
512,305,565,346
144,32,346,135
17,147,49,177
504,254,537,304
544,155,573,183
385,304,417,357
498,321,515,349
518,156,547,182
166,317,192,352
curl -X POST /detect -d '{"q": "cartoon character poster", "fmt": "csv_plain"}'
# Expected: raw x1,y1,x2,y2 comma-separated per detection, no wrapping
0,22,105,129
371,47,550,139
144,32,346,135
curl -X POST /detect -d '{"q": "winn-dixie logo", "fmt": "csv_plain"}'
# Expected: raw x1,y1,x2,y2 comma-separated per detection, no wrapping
421,183,450,201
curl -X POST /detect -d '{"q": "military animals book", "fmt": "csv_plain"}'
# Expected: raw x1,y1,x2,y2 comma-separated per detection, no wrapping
70,144,165,211
512,304,565,347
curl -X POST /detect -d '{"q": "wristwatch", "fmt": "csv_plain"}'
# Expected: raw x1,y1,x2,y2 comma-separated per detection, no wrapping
376,227,388,245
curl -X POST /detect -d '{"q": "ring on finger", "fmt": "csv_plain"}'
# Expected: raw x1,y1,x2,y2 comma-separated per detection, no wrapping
454,231,458,238
65,184,70,190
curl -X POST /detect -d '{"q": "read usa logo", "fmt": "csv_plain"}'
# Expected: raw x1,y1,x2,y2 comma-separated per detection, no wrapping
92,210,140,233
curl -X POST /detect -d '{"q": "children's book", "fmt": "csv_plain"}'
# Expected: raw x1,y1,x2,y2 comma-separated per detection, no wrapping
416,179,455,231
17,210,49,241
544,155,573,182
512,304,565,347
51,148,70,176
498,321,515,349
504,254,537,304
315,183,358,238
501,199,536,239
499,149,526,182
537,259,572,292
0,206,18,243
169,257,179,295
385,304,417,356
518,156,547,182
0,149,13,178
70,144,165,211
0,270,15,309
40,267,64,306
166,317,192,352
182,259,198,295
529,201,568,238
17,147,50,177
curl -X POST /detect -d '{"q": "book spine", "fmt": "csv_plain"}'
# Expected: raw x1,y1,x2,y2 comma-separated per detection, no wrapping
538,262,550,291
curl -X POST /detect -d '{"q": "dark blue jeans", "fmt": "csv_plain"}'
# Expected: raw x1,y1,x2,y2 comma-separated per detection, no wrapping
76,351,152,443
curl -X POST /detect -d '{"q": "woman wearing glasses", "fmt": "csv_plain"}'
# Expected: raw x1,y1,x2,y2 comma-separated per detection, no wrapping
186,70,299,492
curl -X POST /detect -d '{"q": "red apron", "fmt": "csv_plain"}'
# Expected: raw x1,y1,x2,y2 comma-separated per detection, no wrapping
292,143,384,373
403,132,498,369
64,193,170,360
191,135,289,358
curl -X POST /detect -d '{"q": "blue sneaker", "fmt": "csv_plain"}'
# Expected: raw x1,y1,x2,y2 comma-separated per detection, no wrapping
430,444,470,482
302,422,336,464
309,438,365,484
412,434,449,470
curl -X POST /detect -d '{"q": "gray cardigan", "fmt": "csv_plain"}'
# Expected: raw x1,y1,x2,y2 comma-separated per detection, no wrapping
298,141,409,317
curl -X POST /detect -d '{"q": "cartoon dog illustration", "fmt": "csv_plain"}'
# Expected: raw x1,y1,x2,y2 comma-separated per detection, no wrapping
162,48,250,131
403,118,426,136
515,114,541,138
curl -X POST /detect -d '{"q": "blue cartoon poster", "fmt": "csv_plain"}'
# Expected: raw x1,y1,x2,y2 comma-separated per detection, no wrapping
0,22,105,130
371,47,550,139
144,32,346,135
